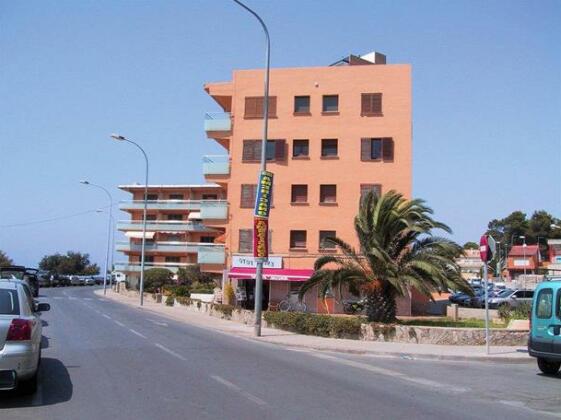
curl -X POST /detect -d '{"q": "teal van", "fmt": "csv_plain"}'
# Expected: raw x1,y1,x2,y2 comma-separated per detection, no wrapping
528,278,561,375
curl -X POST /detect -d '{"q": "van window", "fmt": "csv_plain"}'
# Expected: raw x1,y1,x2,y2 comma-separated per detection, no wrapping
536,288,553,319
557,290,561,319
0,289,20,315
524,290,534,298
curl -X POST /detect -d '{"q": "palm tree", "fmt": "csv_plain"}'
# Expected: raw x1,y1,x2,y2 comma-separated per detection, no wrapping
298,191,470,323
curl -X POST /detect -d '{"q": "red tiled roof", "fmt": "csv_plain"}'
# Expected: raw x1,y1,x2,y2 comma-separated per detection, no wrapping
508,245,539,257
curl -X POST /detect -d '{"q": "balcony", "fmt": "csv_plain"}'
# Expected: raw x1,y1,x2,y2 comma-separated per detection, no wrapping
117,220,216,233
197,244,226,265
114,262,194,273
204,112,231,133
119,200,202,212
116,241,200,254
199,200,228,220
202,155,230,176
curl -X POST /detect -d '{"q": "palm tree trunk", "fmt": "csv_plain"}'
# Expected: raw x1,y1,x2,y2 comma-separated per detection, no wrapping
365,286,396,323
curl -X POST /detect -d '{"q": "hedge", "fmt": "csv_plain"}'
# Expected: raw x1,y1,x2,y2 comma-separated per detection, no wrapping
263,312,363,339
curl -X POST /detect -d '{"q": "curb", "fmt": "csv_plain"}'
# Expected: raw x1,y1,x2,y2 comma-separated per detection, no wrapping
98,290,533,365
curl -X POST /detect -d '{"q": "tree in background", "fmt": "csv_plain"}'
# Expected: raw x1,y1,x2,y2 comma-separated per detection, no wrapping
143,268,174,292
38,251,99,275
0,250,13,266
463,242,479,250
177,264,215,286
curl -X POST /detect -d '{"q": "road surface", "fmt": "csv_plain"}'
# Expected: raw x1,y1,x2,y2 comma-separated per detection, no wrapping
0,286,559,419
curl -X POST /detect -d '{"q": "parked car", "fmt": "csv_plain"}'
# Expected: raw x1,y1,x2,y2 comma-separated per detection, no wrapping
0,278,50,394
37,271,51,288
84,277,96,286
59,275,71,287
488,289,534,309
470,290,499,308
0,266,39,297
94,276,105,285
528,279,561,375
69,275,84,286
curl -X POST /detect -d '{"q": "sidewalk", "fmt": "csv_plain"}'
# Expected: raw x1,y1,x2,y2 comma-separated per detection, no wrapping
96,289,532,364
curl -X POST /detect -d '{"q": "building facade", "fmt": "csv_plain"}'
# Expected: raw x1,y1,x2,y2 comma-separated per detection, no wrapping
456,249,484,280
506,244,540,279
115,184,227,287
547,239,561,276
203,52,421,314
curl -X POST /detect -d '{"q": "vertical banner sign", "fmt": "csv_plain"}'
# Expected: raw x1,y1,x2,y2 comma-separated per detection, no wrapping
254,171,274,219
253,218,269,259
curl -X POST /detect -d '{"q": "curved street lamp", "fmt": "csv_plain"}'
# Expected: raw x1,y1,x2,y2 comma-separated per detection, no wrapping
80,180,113,295
110,134,150,306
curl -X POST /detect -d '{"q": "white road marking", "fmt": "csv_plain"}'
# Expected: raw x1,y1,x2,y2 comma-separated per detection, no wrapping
102,314,112,320
129,329,147,339
114,320,125,327
210,375,268,406
83,297,93,301
154,343,186,361
148,319,168,327
310,353,469,394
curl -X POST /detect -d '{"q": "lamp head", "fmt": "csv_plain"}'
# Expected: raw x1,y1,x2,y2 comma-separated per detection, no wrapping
111,133,126,141
80,180,90,185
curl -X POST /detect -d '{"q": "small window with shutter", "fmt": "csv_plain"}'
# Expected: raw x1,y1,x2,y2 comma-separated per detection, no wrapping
294,96,310,114
240,184,257,208
244,96,277,119
319,231,336,249
322,95,339,113
360,184,381,202
238,229,253,253
291,185,308,204
361,93,383,116
320,185,337,204
243,139,286,162
293,139,309,158
321,139,338,157
242,140,261,162
290,230,307,249
361,138,394,162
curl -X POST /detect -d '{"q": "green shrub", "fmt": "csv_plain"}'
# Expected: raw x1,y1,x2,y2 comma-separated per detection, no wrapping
144,268,174,292
175,296,192,306
174,286,191,297
263,312,363,339
213,304,234,317
165,295,175,306
499,302,532,321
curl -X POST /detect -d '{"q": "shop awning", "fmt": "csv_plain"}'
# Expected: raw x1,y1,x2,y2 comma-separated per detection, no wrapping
125,231,155,239
229,267,314,282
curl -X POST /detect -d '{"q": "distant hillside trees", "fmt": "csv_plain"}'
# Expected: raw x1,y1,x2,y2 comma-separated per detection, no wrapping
0,250,13,266
39,251,99,275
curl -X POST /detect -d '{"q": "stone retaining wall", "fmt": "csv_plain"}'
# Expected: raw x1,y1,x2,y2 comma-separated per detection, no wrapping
361,323,528,346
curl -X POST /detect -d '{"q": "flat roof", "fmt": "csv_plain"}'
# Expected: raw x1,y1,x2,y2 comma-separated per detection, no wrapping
118,184,222,191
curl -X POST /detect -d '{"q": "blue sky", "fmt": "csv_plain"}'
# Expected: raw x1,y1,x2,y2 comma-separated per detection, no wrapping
1,0,560,268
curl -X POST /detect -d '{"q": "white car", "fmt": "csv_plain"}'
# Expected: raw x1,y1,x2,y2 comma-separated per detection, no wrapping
0,280,50,394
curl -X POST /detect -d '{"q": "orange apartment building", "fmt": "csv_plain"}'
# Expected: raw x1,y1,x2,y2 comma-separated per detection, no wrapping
203,52,425,314
115,184,227,287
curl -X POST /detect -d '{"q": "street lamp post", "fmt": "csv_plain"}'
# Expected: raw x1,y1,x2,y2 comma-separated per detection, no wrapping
520,235,527,289
232,0,271,337
81,180,113,295
111,134,149,306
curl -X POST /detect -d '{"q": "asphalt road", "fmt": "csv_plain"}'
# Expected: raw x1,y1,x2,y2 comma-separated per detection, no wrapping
1,286,559,420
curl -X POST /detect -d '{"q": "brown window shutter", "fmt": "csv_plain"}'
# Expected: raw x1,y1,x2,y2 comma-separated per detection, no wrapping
244,97,258,118
275,139,286,160
361,184,381,201
242,140,253,161
240,184,256,208
361,93,382,115
239,229,252,253
371,93,382,114
382,138,394,161
267,96,277,117
361,138,371,161
361,94,372,114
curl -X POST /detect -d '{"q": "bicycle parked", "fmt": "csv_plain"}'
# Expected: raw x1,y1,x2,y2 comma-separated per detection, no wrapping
278,295,307,312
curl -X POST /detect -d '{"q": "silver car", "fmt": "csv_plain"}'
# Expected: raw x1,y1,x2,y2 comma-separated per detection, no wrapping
488,289,534,309
0,280,50,394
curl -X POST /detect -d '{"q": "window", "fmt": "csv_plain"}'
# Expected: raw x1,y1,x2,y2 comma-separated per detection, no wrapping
557,290,561,318
200,236,215,244
167,214,183,221
0,290,19,315
169,194,184,200
242,139,287,162
146,215,157,221
322,95,339,113
361,138,394,161
290,230,307,249
292,139,309,158
536,289,553,319
291,185,308,203
144,256,155,263
360,184,382,201
319,231,336,249
165,256,181,263
239,229,252,253
320,185,337,203
244,96,277,118
145,194,158,200
202,194,218,200
321,139,338,157
294,96,310,114
361,93,383,116
240,184,257,208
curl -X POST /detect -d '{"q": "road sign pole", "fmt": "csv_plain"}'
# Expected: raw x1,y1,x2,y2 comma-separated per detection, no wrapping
484,262,490,354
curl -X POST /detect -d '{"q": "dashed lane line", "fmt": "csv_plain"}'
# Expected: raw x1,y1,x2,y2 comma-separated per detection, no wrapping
129,329,147,339
210,375,268,407
154,343,187,361
102,314,112,320
114,320,126,328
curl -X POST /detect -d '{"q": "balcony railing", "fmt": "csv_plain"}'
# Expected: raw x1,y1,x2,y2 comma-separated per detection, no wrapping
119,200,202,211
114,262,194,273
117,220,215,232
197,244,226,265
202,155,230,176
199,200,228,220
116,241,200,253
204,112,232,132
